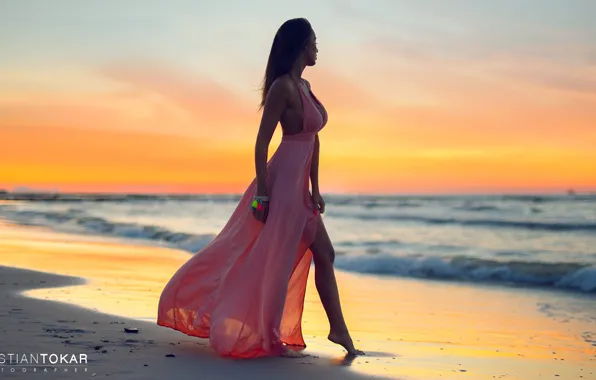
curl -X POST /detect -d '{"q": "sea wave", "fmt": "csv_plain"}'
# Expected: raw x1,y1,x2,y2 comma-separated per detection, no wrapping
326,211,596,232
453,204,501,212
2,203,595,294
0,207,214,253
335,255,596,293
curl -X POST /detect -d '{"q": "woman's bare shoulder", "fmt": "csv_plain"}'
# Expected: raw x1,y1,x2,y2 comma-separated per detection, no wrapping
269,75,294,95
263,75,294,109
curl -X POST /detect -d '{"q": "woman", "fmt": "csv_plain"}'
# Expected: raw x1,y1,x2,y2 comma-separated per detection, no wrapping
157,18,363,359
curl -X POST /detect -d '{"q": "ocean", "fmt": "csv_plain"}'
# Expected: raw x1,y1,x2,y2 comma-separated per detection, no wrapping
1,193,595,294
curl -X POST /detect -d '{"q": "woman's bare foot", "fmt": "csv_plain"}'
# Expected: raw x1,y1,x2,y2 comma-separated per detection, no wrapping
328,331,365,356
280,346,309,358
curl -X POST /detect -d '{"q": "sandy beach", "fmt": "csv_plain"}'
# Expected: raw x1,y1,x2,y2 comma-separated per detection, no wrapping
1,219,595,379
3,1,595,378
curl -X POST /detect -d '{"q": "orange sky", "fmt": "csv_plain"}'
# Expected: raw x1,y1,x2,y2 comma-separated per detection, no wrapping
1,2,595,194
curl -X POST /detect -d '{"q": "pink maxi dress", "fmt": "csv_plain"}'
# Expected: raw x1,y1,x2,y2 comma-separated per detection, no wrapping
157,77,327,358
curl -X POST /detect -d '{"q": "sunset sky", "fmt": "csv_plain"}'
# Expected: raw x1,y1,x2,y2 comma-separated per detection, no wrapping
1,0,595,194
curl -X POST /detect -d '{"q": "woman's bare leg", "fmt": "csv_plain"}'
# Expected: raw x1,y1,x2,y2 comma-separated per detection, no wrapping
309,217,364,355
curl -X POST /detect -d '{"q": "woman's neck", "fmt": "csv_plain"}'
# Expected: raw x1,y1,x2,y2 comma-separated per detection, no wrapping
290,61,306,81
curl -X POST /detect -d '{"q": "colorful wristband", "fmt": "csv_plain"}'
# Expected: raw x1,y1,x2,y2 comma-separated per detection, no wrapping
251,198,267,210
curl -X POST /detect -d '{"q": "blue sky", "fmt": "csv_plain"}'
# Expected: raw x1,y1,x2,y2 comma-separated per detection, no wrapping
3,0,594,78
1,1,594,110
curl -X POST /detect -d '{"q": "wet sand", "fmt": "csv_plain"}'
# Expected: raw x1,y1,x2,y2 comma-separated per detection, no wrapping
1,220,595,379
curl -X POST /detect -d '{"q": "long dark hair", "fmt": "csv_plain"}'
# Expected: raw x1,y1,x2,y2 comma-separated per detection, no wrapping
260,18,313,109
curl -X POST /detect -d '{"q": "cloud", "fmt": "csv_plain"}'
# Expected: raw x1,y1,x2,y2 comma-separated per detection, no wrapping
305,66,379,112
98,61,261,138
0,61,264,141
502,67,596,97
301,46,596,158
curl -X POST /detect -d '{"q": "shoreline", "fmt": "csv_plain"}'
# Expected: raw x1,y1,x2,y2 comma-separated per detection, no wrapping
1,220,595,379
1,219,385,379
1,208,594,297
0,266,385,380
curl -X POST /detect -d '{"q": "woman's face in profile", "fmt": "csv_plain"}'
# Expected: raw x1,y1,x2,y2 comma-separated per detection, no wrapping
305,32,318,66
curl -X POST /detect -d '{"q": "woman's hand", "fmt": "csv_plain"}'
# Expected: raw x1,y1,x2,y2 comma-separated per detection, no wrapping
311,191,325,214
251,198,269,223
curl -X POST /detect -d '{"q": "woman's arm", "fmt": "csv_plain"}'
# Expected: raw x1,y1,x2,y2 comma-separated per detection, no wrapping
255,79,289,196
310,133,320,195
